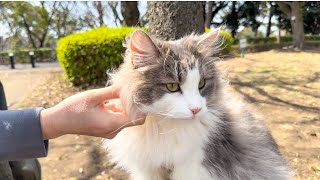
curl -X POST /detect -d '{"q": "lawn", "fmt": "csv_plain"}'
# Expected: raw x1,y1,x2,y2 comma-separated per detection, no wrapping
18,50,320,180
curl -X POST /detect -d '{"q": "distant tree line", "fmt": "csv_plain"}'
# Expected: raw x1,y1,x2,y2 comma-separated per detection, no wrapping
0,1,319,50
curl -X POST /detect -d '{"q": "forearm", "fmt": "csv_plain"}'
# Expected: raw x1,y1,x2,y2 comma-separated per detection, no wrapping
40,107,65,140
0,108,48,161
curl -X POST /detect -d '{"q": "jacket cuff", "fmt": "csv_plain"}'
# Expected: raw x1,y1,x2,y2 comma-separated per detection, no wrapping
0,108,49,160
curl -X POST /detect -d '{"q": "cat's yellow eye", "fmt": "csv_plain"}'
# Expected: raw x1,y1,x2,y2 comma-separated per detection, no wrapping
199,79,206,89
166,83,180,92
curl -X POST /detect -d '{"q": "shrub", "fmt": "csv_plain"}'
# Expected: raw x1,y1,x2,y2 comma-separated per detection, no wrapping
305,35,320,41
234,37,277,45
280,35,320,43
232,41,320,53
57,27,140,85
0,48,54,64
219,31,234,54
205,28,234,54
279,36,293,43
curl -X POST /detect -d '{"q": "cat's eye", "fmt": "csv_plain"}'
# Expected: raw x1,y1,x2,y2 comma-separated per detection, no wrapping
166,83,180,92
199,79,206,89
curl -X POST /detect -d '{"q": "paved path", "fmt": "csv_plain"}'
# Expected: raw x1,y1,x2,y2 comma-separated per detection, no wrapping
0,62,63,109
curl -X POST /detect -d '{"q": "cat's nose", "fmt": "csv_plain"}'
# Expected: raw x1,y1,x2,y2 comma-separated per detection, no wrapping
190,108,201,115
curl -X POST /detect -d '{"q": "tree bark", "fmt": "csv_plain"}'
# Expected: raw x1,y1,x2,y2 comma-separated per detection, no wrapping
147,1,204,40
108,2,123,26
290,2,304,49
205,1,213,29
21,16,37,48
277,2,304,49
266,2,274,37
121,1,139,26
230,2,238,38
95,1,105,27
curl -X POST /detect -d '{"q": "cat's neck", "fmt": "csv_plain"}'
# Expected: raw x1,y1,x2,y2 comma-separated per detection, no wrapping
125,112,222,142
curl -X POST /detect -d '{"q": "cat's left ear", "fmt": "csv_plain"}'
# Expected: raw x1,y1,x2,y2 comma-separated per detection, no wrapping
197,28,222,57
129,30,160,68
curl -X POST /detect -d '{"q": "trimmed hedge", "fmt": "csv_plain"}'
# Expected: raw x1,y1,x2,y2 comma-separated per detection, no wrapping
233,35,320,45
57,27,139,85
232,43,290,53
0,48,54,64
205,28,234,54
234,37,277,45
219,31,234,54
280,35,320,43
232,41,320,53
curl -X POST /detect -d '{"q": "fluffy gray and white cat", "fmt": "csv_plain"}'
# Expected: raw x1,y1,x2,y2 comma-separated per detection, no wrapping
104,29,291,180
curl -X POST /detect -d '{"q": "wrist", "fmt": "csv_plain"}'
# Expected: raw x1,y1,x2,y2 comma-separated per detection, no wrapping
40,107,64,139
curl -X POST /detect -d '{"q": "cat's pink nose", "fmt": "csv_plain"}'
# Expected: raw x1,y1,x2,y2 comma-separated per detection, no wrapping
190,108,201,115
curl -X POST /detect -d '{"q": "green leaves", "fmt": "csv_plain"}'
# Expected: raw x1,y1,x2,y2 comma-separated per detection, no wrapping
57,27,143,86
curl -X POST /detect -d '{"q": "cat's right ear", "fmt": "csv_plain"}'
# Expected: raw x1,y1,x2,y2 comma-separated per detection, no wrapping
129,30,159,68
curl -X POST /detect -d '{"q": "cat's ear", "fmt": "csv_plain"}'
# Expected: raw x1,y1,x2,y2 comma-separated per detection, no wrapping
197,28,222,57
129,30,159,68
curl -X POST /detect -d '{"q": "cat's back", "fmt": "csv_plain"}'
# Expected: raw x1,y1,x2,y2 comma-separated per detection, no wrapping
202,98,291,179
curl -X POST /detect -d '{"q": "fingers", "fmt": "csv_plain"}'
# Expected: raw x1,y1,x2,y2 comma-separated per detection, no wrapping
104,103,123,113
91,86,121,102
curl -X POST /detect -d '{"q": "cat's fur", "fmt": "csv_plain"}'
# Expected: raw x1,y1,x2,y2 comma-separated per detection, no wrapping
104,30,291,180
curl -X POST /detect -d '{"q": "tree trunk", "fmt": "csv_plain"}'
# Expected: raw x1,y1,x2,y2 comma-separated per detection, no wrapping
147,1,204,40
266,3,273,37
121,1,139,26
22,17,37,48
95,1,105,26
276,2,304,49
290,2,304,49
229,1,238,38
205,1,213,29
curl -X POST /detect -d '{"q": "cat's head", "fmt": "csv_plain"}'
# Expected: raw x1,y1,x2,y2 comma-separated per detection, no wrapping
112,29,225,121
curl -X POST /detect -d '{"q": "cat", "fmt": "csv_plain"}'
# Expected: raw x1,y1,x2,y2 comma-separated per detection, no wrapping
103,29,291,180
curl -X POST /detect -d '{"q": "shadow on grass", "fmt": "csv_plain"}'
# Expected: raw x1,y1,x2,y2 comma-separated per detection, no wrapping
231,77,320,113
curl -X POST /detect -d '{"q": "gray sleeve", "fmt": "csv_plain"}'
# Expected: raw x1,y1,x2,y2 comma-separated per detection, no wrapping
0,108,49,161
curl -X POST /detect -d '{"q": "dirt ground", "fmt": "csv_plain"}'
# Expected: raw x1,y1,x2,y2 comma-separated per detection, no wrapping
0,62,61,109
3,51,320,180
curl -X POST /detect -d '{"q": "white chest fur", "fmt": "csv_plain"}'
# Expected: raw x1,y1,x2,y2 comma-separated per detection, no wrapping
104,115,217,180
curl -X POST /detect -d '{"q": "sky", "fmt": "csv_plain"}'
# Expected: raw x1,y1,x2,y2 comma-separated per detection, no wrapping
0,1,278,39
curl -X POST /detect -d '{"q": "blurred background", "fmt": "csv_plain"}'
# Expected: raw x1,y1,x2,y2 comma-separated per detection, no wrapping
0,2,319,52
0,1,319,180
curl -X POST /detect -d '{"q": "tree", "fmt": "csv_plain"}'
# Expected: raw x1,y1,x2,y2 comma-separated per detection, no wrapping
147,2,204,40
0,2,57,48
204,1,227,29
121,1,139,26
79,1,108,28
303,2,320,34
51,2,80,38
241,2,263,37
224,2,241,38
276,2,305,49
108,2,122,26
266,2,276,37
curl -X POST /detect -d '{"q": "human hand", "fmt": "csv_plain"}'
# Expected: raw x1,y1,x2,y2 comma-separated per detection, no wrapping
40,86,144,140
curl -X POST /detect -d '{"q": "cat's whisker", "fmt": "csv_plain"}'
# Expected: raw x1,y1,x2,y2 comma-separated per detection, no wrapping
159,128,178,135
153,112,191,119
109,118,145,135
